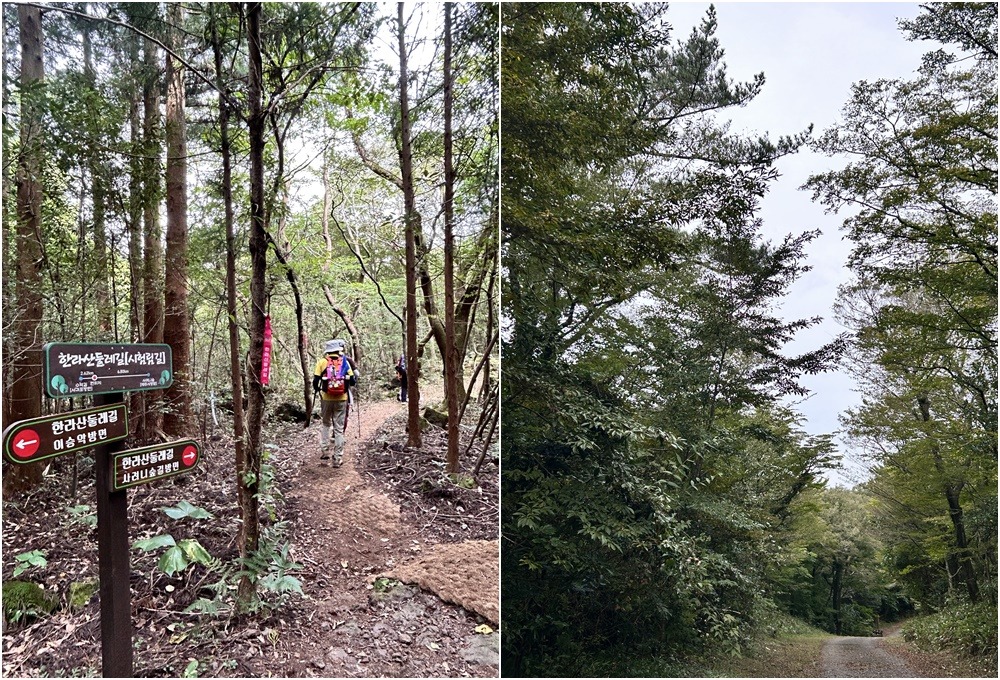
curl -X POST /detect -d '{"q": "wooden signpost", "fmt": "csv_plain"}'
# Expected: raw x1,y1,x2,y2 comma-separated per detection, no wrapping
23,342,201,678
93,393,132,678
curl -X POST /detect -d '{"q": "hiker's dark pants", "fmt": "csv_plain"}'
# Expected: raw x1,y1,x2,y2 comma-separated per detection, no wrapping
397,369,407,402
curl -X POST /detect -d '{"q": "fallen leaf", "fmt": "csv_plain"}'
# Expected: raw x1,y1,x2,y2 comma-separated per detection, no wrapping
475,624,494,635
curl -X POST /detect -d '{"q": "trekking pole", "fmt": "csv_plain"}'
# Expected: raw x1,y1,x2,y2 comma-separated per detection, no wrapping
344,389,351,435
354,387,362,439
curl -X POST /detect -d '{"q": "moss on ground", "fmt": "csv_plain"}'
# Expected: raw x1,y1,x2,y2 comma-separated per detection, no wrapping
2,580,58,624
69,579,99,609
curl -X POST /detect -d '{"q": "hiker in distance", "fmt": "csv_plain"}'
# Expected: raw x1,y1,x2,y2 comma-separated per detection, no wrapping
312,338,358,467
395,353,407,402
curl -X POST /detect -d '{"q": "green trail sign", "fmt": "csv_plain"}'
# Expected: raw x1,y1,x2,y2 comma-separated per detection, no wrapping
111,440,201,490
2,404,129,464
44,342,172,398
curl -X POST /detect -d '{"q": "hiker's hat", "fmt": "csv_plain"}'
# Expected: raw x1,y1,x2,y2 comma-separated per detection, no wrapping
324,339,345,354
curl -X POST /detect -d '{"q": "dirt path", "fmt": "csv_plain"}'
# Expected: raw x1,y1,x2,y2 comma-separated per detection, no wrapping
819,630,918,678
272,397,499,677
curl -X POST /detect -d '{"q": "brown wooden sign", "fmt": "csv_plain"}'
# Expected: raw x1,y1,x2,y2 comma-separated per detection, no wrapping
111,440,200,490
44,342,173,398
2,404,129,464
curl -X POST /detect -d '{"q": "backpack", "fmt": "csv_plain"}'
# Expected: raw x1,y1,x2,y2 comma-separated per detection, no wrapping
323,355,348,397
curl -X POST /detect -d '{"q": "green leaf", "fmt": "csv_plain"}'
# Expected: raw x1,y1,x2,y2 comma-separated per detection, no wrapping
13,551,47,577
184,598,222,615
158,546,189,576
161,500,214,520
132,535,176,552
177,539,214,567
260,574,303,595
182,659,199,678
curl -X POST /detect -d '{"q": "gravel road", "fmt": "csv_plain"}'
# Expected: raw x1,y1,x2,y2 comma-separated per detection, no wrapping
820,633,919,677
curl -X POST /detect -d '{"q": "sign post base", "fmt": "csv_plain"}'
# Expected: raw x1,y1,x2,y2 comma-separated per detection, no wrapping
94,393,133,678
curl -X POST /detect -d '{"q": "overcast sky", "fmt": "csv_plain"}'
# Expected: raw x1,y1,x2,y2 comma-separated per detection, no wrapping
662,2,932,485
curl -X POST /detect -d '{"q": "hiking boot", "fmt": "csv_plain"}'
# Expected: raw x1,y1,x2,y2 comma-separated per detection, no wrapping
333,456,343,467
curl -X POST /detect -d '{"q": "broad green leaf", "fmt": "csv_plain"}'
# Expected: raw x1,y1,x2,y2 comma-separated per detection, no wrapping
132,535,176,552
161,500,214,520
158,546,189,576
177,539,214,567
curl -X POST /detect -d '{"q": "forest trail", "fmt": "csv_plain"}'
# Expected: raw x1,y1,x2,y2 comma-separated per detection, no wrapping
273,395,499,677
818,629,919,678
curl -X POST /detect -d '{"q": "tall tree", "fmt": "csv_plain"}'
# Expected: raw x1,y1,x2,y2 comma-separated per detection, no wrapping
6,3,45,492
810,1,997,607
208,3,249,592
397,2,421,448
162,1,192,436
125,24,142,344
501,5,827,673
241,0,267,605
442,1,459,473
139,26,164,442
81,15,111,336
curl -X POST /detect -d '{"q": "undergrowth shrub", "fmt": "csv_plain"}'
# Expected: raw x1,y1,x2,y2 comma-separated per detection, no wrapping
840,603,876,636
902,601,998,668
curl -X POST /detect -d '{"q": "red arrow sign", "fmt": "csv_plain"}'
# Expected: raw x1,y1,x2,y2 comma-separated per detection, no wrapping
12,429,40,459
3,405,129,465
112,439,200,490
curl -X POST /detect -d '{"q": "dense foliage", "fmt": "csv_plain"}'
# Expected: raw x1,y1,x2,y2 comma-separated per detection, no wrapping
502,2,996,675
501,3,844,675
808,1,997,664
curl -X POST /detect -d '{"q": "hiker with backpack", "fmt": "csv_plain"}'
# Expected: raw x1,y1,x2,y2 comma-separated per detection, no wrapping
312,338,358,467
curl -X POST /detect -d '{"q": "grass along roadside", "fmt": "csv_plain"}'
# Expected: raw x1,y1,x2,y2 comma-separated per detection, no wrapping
608,614,833,677
707,611,994,679
896,603,998,678
707,615,832,678
883,633,995,678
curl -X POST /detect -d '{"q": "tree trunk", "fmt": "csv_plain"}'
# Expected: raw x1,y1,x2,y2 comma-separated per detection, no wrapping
917,395,980,603
210,4,249,585
83,22,111,337
397,3,421,448
321,159,334,271
443,2,460,473
6,4,46,493
480,263,496,403
140,33,164,442
944,484,980,603
162,3,192,436
241,0,267,605
264,229,313,425
323,285,364,372
831,557,845,635
127,32,143,344
126,28,145,432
